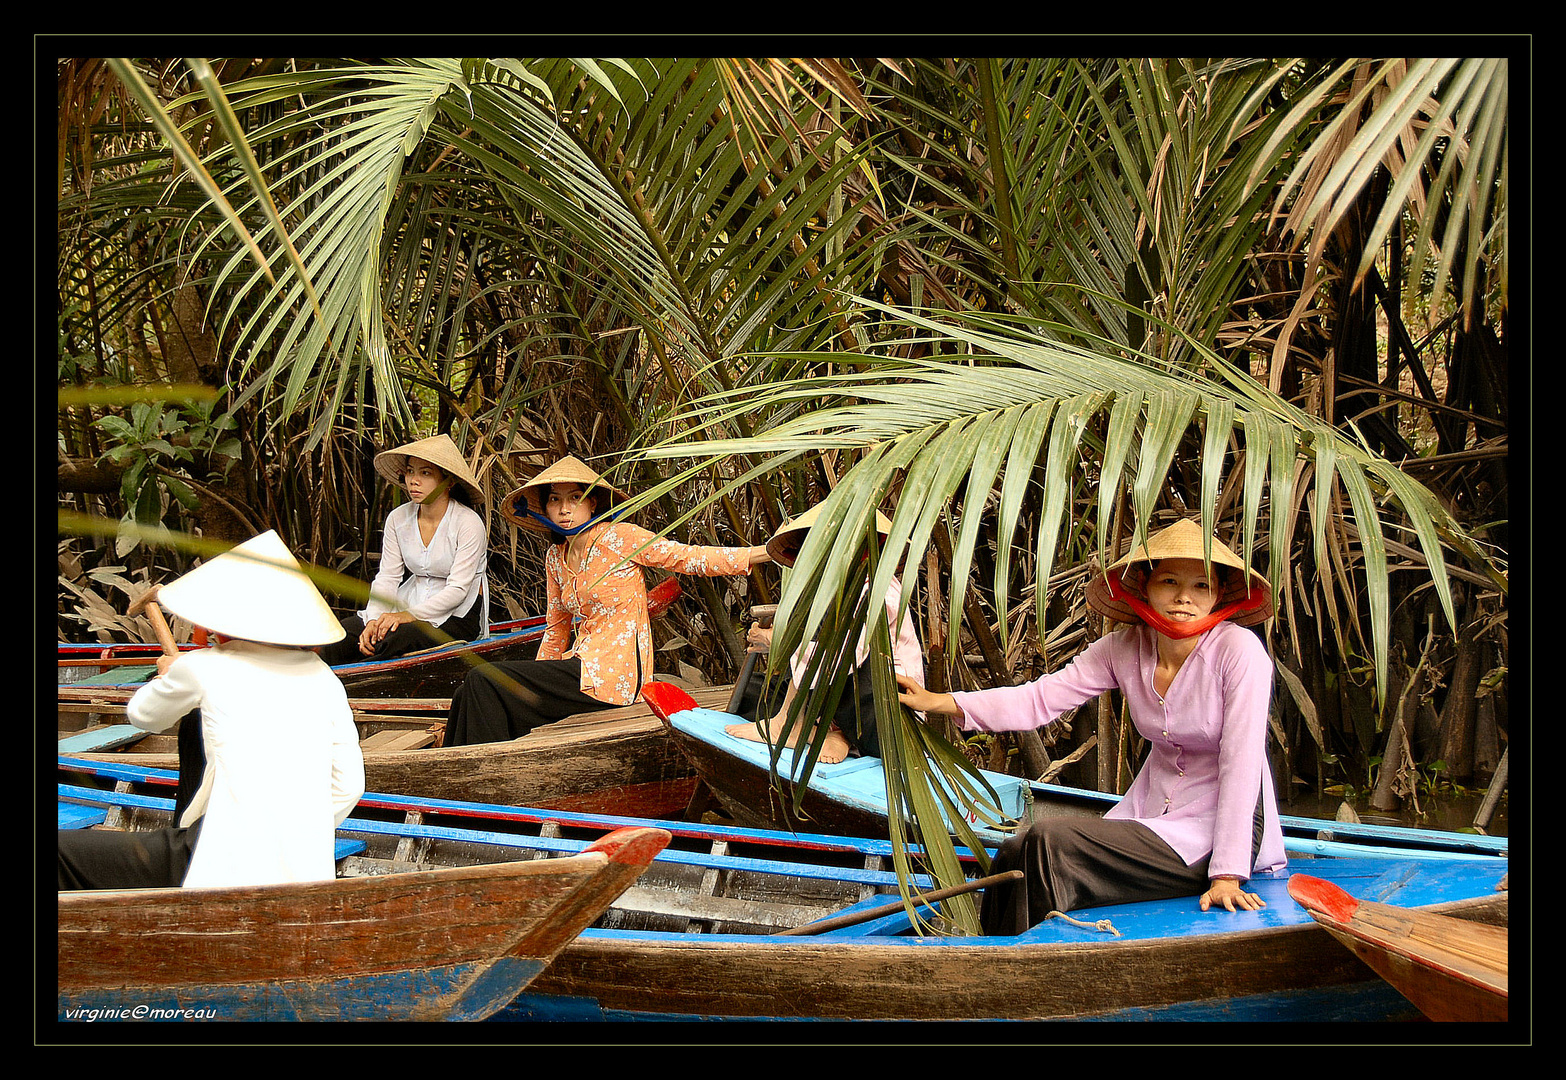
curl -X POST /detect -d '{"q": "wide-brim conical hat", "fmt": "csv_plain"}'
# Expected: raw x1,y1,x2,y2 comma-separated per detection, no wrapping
1084,518,1273,627
157,530,346,647
499,456,631,535
373,434,486,505
767,503,894,568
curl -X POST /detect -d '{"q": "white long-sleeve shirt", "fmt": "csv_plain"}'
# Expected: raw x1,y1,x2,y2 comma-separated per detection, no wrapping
359,500,488,631
125,640,366,888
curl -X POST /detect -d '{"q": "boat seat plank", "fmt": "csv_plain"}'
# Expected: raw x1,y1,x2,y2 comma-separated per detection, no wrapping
613,883,834,930
59,803,108,830
59,725,150,754
360,729,439,752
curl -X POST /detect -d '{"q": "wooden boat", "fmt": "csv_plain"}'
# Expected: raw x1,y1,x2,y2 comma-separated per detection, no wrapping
57,584,708,817
58,614,548,699
58,757,1511,1023
1288,873,1509,1022
56,813,670,1023
643,682,1511,863
58,685,734,820
58,577,684,698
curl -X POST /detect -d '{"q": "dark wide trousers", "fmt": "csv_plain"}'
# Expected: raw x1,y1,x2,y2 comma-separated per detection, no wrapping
317,609,481,667
978,817,1213,936
444,657,615,747
57,820,203,891
58,709,208,892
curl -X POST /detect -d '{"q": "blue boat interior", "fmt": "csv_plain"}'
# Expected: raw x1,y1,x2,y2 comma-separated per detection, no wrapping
669,703,1507,862
57,754,1507,949
673,705,1030,836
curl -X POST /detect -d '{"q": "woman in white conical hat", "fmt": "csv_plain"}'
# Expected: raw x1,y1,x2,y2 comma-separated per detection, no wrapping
318,433,490,666
724,501,925,765
57,531,365,892
444,455,771,747
897,517,1284,933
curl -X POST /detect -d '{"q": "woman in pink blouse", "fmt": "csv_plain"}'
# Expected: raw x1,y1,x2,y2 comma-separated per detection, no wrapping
444,456,770,746
897,518,1285,934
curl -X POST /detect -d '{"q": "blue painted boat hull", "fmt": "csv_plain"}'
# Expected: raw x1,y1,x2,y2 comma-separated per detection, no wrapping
58,955,551,1023
661,696,1508,862
56,790,671,1023
499,852,1509,1022
58,757,1512,1024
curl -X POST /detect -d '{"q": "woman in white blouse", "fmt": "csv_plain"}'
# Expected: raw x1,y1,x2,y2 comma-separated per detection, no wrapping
318,434,489,665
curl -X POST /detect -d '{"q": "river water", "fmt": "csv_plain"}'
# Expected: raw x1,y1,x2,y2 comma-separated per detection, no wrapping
1278,789,1508,838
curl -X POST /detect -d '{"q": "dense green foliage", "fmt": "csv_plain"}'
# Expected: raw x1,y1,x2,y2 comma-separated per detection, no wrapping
57,57,1512,923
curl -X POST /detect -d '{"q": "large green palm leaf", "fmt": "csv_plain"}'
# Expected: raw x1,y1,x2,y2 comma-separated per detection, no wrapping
185,58,883,447
631,304,1503,929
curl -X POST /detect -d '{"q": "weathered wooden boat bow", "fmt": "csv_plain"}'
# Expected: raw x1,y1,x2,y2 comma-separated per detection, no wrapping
1288,872,1509,1022
56,821,670,1022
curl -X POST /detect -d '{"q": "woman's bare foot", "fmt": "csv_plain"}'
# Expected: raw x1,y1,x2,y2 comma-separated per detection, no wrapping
724,715,852,764
818,727,851,764
724,719,771,744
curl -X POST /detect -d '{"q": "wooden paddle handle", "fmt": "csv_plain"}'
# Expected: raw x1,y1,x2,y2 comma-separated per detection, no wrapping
129,587,179,656
142,602,179,656
779,870,1025,936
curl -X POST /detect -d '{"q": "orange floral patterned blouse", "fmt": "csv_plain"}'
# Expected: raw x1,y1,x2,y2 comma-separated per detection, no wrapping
540,521,755,705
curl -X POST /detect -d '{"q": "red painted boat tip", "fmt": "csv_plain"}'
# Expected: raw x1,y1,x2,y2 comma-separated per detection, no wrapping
641,681,698,722
584,826,674,865
647,577,683,617
1287,874,1360,923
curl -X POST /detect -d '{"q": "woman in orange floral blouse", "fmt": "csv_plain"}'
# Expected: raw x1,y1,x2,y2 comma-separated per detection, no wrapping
443,456,770,746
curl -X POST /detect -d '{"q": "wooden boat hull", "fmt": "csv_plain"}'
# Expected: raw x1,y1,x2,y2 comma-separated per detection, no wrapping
58,761,1512,1024
645,683,1510,862
57,825,669,1022
59,687,735,819
58,617,547,701
1289,873,1509,1022
510,897,1507,1023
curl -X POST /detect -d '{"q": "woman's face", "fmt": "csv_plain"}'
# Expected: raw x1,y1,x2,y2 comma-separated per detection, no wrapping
403,457,448,504
545,483,597,529
1142,558,1220,625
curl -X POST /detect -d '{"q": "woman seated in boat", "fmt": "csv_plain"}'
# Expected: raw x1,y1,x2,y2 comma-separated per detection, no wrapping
58,531,365,890
896,517,1287,934
318,434,489,666
725,504,925,765
443,455,771,746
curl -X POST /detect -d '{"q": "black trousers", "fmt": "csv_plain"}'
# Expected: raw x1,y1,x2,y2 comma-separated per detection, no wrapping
980,791,1266,936
317,608,481,667
444,657,614,747
58,710,207,892
978,817,1213,935
57,819,204,891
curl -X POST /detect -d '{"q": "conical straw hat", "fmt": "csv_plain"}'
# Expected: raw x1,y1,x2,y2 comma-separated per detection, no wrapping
499,456,631,535
766,503,893,568
157,530,347,647
1084,518,1273,627
373,434,486,505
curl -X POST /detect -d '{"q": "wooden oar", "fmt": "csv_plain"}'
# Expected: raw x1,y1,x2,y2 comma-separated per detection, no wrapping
127,586,178,657
779,870,1023,936
725,604,777,715
1288,873,1508,1021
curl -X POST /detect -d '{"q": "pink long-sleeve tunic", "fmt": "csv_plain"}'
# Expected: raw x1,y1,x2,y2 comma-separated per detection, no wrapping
951,619,1286,880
